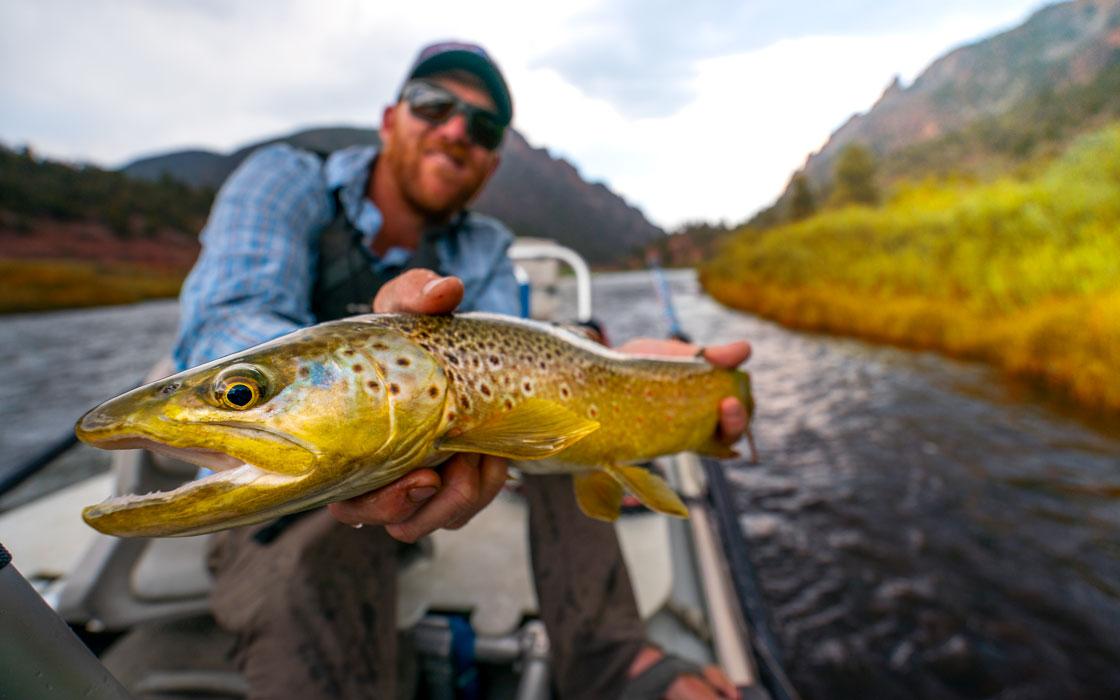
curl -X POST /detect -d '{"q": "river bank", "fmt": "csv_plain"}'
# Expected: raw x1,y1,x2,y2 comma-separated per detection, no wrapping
701,124,1120,415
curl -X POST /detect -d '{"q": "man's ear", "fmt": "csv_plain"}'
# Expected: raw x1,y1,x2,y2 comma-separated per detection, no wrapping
380,105,397,144
484,153,501,181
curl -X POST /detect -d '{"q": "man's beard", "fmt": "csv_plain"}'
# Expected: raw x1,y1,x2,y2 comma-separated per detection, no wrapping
387,139,486,223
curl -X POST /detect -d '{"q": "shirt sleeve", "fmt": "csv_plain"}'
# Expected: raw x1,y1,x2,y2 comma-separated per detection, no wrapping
172,145,333,370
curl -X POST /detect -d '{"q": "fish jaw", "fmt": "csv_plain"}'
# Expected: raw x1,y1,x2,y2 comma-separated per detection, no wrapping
82,463,312,537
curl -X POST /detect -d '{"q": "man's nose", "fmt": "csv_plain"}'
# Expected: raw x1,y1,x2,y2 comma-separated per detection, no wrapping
434,112,470,143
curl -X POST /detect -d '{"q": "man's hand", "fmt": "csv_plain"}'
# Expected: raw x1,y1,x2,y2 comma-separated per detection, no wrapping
628,646,741,700
326,270,509,541
615,337,752,446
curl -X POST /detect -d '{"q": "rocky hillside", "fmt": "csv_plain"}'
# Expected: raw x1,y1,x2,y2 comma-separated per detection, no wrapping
779,0,1120,207
125,127,663,265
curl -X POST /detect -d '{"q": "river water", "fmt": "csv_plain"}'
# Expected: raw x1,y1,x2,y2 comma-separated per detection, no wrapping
2,270,1118,698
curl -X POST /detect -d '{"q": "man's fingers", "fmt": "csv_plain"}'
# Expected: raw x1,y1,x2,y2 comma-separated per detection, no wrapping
372,269,464,314
386,453,488,543
700,340,751,369
665,675,721,700
718,397,748,445
702,665,741,699
616,337,696,357
447,456,508,529
615,338,752,370
327,468,442,526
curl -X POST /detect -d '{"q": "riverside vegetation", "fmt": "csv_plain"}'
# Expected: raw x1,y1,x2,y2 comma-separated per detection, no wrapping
701,124,1120,413
0,144,209,312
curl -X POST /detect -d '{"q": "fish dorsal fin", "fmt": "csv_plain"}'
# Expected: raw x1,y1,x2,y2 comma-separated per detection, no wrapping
604,464,689,519
574,471,624,522
438,398,599,460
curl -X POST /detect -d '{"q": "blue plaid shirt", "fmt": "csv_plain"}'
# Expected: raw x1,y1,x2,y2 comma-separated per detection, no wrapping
173,144,519,371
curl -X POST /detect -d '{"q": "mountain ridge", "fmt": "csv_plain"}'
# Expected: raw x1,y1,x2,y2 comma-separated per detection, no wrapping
124,127,663,265
785,0,1120,205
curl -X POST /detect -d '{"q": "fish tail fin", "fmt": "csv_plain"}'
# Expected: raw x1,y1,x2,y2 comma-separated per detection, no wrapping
604,463,688,519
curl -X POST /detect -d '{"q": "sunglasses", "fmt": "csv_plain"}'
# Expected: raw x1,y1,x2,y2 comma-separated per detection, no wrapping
400,80,506,151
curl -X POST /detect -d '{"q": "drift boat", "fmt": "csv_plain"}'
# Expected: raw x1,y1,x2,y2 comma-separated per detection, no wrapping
0,241,798,700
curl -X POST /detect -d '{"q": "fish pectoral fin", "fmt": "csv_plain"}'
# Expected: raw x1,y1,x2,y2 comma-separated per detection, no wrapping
438,399,599,460
574,471,624,522
605,464,689,519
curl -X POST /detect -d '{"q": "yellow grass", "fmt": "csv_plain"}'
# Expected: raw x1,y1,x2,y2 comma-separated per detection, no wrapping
701,124,1120,413
0,259,185,313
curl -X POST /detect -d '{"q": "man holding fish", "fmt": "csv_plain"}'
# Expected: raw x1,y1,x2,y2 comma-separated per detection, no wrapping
166,41,750,699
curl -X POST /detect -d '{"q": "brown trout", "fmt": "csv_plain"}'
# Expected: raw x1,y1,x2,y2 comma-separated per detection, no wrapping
76,313,753,537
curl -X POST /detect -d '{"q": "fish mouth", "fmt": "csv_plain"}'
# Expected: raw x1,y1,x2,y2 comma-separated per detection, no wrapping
86,435,247,473
78,420,317,475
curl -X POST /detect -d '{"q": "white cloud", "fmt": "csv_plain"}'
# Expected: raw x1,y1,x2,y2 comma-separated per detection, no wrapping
1,0,1044,228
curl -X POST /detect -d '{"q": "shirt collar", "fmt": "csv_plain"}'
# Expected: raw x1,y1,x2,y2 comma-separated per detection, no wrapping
325,145,383,250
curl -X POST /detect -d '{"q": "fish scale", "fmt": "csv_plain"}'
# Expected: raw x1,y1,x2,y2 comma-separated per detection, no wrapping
75,312,753,537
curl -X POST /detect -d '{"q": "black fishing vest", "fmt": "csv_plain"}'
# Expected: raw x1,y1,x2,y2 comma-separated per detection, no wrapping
310,188,467,322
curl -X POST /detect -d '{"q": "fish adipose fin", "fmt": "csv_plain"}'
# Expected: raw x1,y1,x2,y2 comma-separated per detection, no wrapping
574,471,624,521
604,464,689,519
439,398,600,460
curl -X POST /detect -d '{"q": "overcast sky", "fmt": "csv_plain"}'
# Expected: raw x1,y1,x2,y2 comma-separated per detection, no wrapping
1,0,1046,229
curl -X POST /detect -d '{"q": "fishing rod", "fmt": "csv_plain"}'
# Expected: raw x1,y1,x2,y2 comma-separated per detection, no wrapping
646,252,691,343
647,257,799,699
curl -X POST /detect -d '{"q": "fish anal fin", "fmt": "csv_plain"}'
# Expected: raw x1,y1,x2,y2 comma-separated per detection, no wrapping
438,398,599,460
605,464,689,519
574,471,624,522
697,438,739,459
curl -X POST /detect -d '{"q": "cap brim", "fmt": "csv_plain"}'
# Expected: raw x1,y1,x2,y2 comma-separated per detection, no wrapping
410,50,512,125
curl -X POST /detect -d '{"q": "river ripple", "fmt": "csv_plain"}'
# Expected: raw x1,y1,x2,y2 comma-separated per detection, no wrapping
2,271,1119,698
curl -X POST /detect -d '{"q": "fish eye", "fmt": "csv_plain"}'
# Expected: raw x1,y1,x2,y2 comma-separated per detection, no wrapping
213,365,269,411
222,382,258,409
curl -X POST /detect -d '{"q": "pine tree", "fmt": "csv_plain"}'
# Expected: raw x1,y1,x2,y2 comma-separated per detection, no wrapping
787,173,816,220
831,143,879,206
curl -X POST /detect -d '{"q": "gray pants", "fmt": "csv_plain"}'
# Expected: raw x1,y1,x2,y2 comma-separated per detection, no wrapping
208,474,646,699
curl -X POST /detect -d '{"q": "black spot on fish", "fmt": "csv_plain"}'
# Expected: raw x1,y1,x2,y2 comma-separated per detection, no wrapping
396,357,410,367
367,380,379,390
373,342,389,351
504,399,514,411
299,367,311,379
428,385,439,398
480,383,491,397
488,355,500,367
446,353,460,366
560,385,570,399
343,349,355,357
352,364,363,373
390,383,400,395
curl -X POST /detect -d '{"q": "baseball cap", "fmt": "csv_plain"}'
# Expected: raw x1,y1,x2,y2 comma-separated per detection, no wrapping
402,41,513,126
